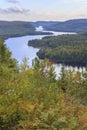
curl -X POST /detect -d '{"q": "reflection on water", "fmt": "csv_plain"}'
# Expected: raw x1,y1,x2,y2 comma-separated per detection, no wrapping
53,64,85,78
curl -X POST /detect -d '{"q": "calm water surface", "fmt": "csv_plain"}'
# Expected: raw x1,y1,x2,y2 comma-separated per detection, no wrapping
5,30,83,77
5,31,71,66
5,35,45,66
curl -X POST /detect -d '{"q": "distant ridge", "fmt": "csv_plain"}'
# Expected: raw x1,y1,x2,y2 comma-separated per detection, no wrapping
31,18,87,32
0,21,52,39
0,19,87,39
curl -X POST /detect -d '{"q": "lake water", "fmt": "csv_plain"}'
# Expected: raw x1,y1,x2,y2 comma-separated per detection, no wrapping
5,35,45,66
5,29,83,78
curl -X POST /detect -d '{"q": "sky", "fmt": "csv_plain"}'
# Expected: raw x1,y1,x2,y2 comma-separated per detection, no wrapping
0,0,87,21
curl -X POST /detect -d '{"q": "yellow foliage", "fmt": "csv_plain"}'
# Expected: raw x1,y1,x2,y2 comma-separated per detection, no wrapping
78,106,87,129
28,69,34,75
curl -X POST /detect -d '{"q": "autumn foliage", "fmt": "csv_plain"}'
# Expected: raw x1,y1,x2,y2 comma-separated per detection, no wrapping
0,39,87,130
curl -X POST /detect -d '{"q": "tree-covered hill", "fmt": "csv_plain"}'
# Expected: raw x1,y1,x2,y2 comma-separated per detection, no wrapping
1,19,87,39
0,21,34,39
31,21,60,28
32,19,87,32
0,38,87,129
0,21,52,39
28,32,87,66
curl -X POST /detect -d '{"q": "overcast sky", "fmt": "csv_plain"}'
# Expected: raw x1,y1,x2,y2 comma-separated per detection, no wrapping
0,0,87,21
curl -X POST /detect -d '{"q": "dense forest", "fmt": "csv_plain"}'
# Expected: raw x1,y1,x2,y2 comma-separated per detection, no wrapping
0,38,87,129
0,21,52,40
28,32,87,66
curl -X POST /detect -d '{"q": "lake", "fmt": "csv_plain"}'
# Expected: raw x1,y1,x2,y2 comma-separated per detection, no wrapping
5,35,45,66
5,29,83,78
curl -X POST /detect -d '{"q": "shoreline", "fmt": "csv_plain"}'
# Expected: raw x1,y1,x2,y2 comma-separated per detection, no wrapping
1,31,53,41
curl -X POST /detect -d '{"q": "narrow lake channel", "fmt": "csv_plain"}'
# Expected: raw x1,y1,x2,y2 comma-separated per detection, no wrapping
5,29,84,77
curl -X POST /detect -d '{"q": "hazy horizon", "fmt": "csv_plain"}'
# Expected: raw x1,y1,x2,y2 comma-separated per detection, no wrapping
0,0,87,21
0,18,87,22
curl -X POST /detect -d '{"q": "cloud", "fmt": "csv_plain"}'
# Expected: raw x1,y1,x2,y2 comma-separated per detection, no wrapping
0,6,30,14
6,0,20,3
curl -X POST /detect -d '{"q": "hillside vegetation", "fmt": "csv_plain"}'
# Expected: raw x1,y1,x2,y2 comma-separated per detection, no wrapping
0,38,87,129
0,21,51,39
28,32,87,66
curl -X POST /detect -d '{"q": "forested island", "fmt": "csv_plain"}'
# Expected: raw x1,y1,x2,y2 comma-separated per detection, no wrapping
0,38,87,129
28,32,87,66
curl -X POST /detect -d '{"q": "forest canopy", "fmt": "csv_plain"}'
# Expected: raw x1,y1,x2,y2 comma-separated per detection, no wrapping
0,38,87,129
28,32,87,66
